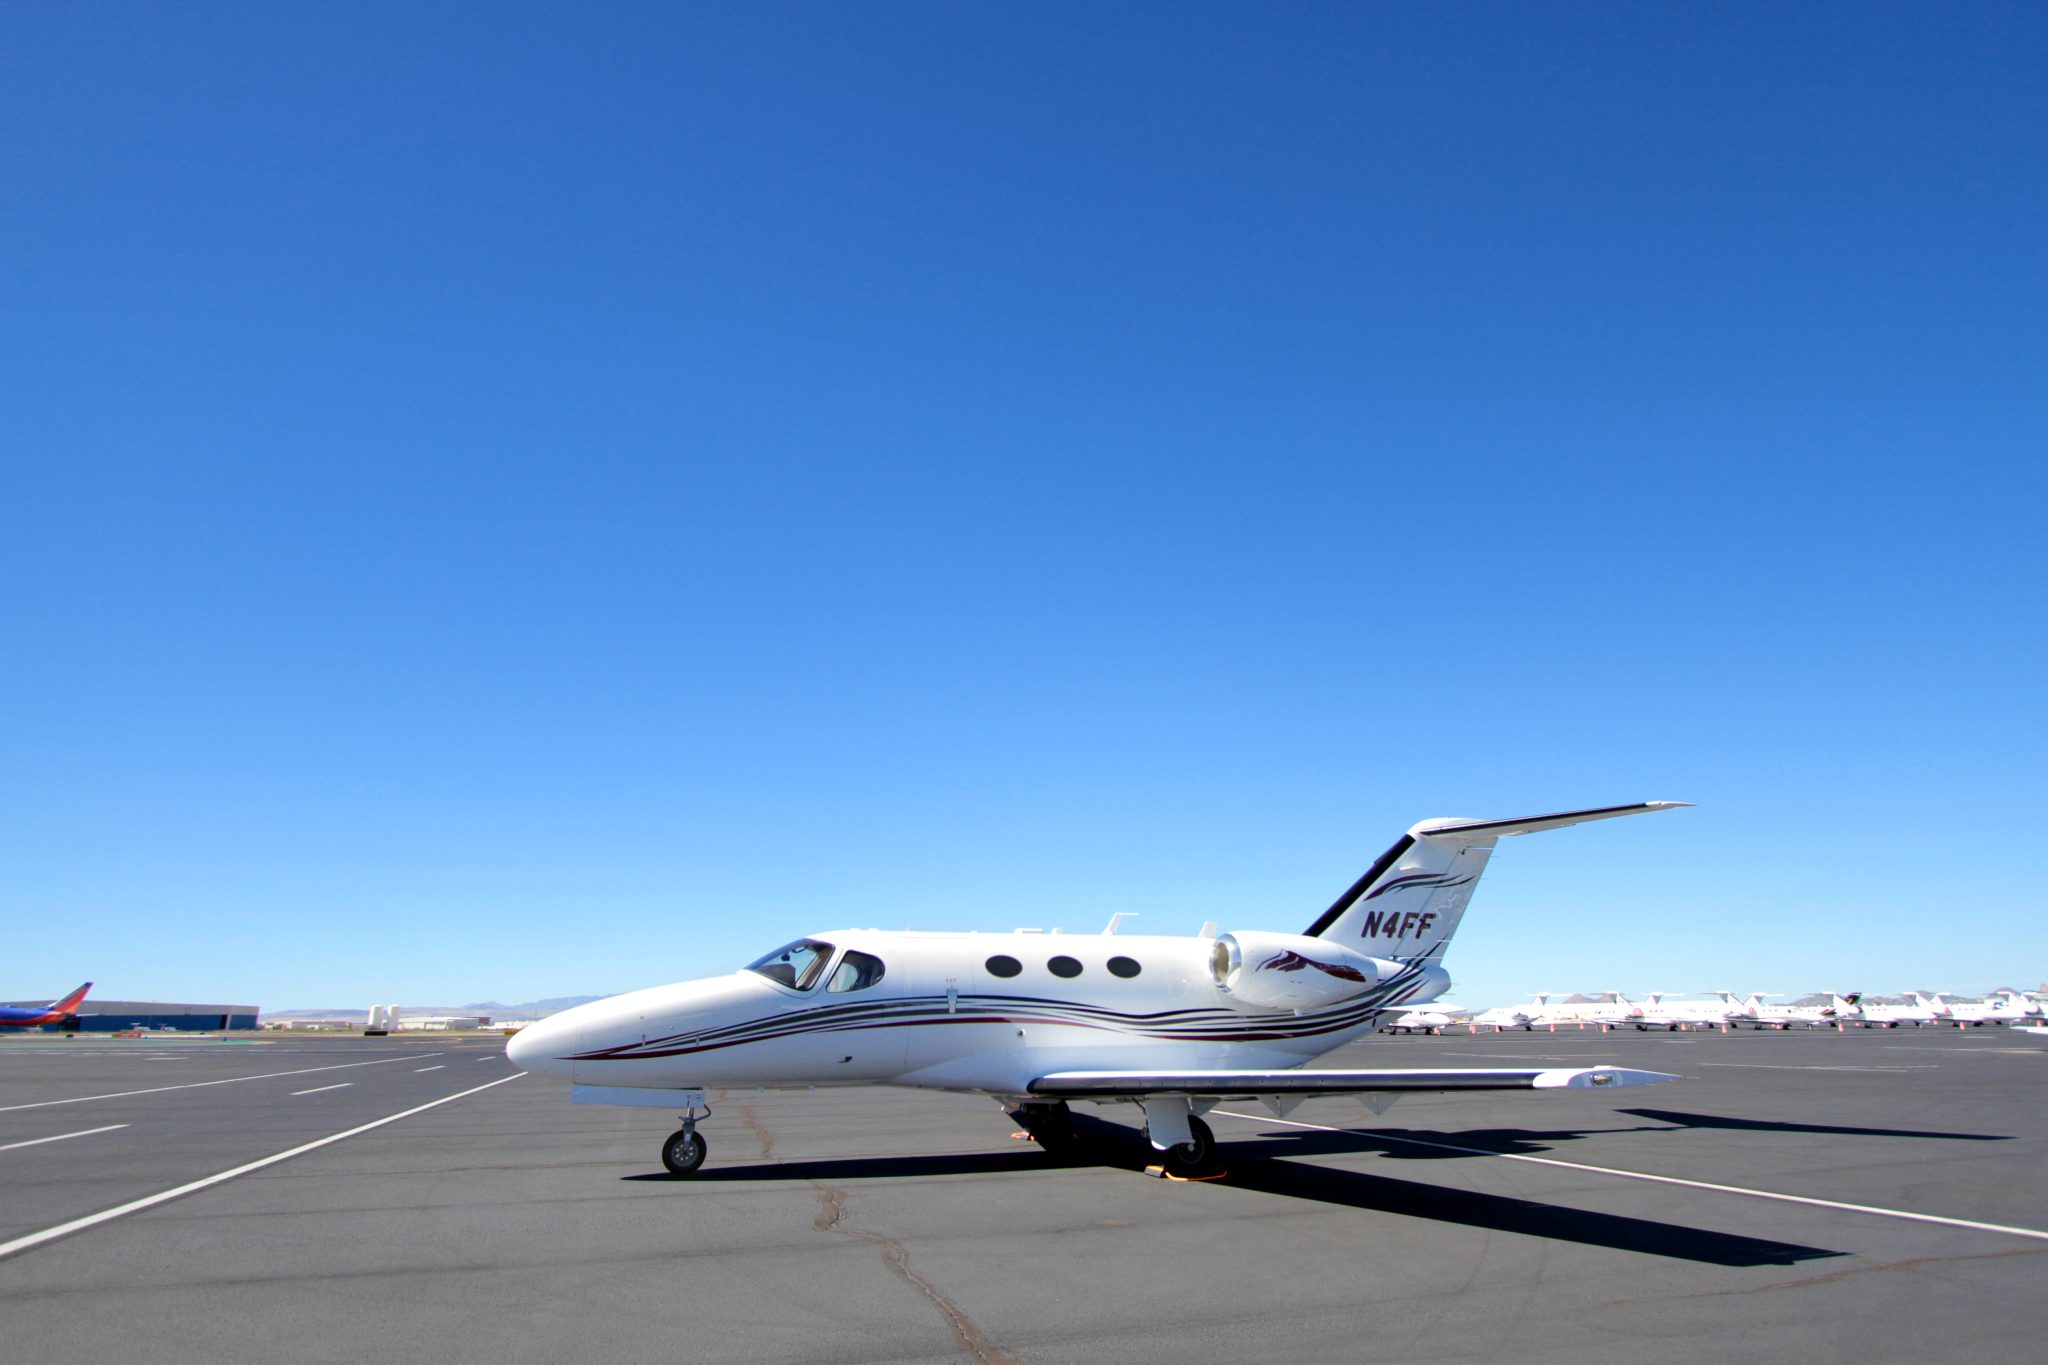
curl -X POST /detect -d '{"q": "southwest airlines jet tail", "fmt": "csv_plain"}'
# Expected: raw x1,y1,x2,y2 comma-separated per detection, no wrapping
0,982,92,1027
1305,803,1690,962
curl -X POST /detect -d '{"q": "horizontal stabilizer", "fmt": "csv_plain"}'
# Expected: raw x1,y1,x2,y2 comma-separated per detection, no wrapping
1415,802,1691,840
1307,800,1688,952
1029,1066,1679,1099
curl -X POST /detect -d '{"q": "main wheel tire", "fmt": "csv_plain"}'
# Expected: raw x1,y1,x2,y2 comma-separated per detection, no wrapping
1155,1115,1217,1177
661,1129,708,1176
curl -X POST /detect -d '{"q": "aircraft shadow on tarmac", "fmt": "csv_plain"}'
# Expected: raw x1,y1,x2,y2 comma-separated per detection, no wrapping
627,1114,1841,1268
1617,1108,2013,1142
1208,1153,1839,1268
1249,1108,2015,1165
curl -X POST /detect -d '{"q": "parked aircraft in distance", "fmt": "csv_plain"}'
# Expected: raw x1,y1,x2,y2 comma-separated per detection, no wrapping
0,983,91,1029
1858,993,1945,1028
1470,996,1546,1030
1629,992,1742,1030
1726,992,1861,1029
510,802,1690,1177
1542,992,1642,1026
1471,992,1640,1031
1381,1005,1467,1034
1931,993,2034,1026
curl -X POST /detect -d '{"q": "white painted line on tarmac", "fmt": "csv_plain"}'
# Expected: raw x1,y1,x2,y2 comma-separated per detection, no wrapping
414,1065,445,1072
0,1073,525,1262
0,1054,439,1113
1699,1063,1935,1072
1878,1045,2048,1055
291,1083,353,1096
1212,1110,2048,1244
0,1124,129,1153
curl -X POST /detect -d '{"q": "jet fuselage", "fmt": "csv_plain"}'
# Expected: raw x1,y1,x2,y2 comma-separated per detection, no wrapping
509,929,1448,1098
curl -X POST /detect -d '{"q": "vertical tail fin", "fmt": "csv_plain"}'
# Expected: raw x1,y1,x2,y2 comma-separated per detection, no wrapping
47,983,90,1016
1302,802,1689,962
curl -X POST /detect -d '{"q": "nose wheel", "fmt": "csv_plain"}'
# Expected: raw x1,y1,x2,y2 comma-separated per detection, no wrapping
662,1128,708,1175
661,1100,712,1176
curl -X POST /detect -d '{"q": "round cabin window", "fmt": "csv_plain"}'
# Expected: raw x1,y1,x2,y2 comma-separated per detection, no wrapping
1048,955,1083,979
985,955,1022,978
1107,956,1142,979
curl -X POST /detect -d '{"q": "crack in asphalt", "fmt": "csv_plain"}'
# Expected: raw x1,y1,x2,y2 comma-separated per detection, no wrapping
731,1101,1011,1365
733,1099,777,1161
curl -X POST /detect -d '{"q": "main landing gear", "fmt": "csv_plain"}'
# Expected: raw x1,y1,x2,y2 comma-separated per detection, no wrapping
1146,1115,1218,1178
1140,1095,1222,1178
661,1099,712,1176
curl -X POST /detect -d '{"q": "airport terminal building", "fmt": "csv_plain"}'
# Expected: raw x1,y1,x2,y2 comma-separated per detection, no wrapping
2,1000,260,1033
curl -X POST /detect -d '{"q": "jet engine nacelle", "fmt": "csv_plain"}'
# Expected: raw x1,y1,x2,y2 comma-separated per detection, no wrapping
1210,931,1413,1011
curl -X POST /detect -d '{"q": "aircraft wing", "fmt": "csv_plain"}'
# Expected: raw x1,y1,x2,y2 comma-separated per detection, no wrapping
1028,1066,1678,1100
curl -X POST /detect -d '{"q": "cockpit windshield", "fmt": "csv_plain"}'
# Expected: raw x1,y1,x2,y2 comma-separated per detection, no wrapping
745,939,835,991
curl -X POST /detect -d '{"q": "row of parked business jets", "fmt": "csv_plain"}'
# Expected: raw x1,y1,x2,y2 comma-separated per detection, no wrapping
1386,989,2047,1033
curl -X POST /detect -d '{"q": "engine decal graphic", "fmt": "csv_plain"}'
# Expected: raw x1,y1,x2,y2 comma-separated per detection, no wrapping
1256,951,1370,982
1363,872,1474,900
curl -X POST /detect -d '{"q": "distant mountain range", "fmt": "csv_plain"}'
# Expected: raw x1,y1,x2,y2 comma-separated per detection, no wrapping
269,995,604,1019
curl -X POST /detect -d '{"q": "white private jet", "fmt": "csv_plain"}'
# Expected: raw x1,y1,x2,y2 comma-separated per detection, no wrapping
508,801,1688,1178
1476,992,1638,1030
1934,994,2033,1026
1858,993,1945,1028
1381,1005,1468,1035
1543,992,1643,1027
1629,992,1742,1030
1724,992,1861,1029
1470,996,1548,1031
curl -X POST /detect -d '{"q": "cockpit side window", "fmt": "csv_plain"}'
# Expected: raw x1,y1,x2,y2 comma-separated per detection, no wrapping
826,950,886,994
746,939,835,991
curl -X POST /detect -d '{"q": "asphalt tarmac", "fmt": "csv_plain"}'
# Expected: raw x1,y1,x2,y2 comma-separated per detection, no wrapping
2,1025,2044,1362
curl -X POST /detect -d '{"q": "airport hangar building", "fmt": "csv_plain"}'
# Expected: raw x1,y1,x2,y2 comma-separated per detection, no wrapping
2,1000,260,1033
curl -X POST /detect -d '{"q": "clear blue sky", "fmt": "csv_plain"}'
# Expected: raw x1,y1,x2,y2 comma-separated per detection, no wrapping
4,3,2042,1011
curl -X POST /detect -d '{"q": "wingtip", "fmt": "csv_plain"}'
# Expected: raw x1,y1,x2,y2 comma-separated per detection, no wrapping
1535,1066,1683,1090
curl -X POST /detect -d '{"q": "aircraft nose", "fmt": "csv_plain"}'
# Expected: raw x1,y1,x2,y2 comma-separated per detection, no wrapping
504,1011,582,1076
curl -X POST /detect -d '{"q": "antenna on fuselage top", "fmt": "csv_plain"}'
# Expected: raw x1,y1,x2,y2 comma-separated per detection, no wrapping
1102,912,1140,935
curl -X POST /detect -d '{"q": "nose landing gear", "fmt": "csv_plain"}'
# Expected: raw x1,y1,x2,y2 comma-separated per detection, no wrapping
661,1100,712,1176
